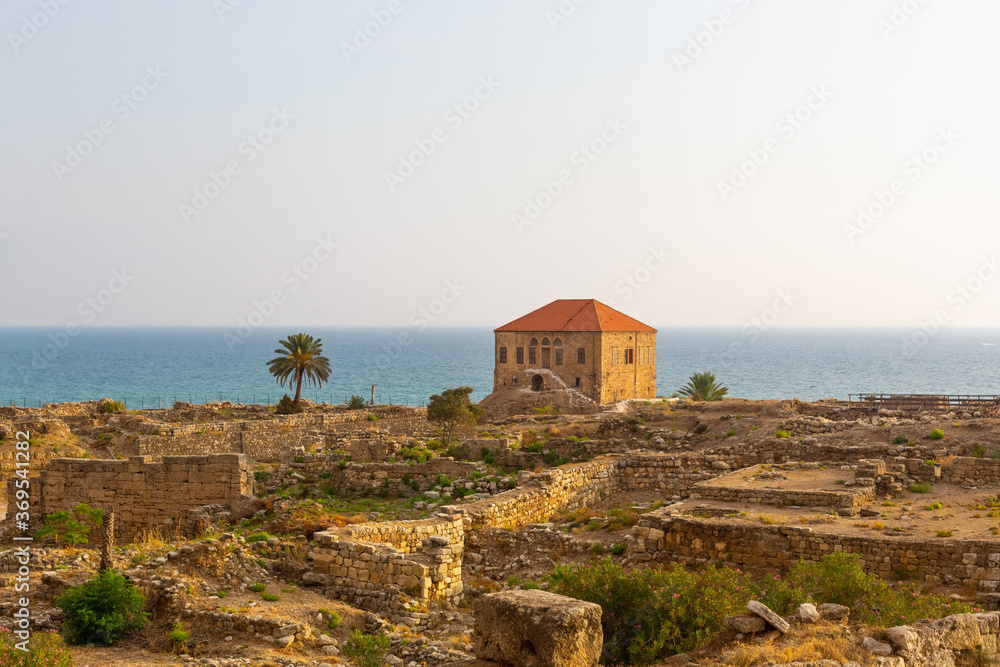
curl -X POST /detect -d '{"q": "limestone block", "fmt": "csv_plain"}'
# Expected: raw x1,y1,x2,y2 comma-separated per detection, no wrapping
474,590,602,667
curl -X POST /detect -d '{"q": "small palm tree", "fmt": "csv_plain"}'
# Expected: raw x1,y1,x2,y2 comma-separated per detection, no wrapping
266,333,331,411
677,372,728,402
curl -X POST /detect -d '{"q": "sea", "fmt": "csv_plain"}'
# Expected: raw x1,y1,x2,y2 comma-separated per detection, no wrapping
1,326,999,409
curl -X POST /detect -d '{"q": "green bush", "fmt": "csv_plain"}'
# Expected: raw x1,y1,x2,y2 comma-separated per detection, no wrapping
327,611,341,630
892,435,909,445
250,583,267,593
783,551,974,626
245,531,273,543
275,394,303,415
37,503,104,548
342,629,391,667
348,395,367,410
549,552,975,665
775,429,791,439
0,629,73,666
168,622,189,652
590,542,604,555
910,482,933,493
973,445,986,458
526,442,544,453
99,400,125,413
929,428,945,440
549,559,755,664
56,569,149,645
261,592,280,601
522,582,540,590
610,542,628,556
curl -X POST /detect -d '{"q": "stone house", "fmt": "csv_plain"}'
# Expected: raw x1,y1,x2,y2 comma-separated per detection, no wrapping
493,299,657,404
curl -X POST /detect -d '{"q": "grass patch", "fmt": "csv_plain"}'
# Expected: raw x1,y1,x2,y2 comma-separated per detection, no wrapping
909,482,933,493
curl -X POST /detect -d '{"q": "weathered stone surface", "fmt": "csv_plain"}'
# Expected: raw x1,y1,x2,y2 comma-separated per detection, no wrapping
862,636,892,655
746,600,789,634
797,603,820,623
473,590,602,667
723,614,767,633
817,603,850,621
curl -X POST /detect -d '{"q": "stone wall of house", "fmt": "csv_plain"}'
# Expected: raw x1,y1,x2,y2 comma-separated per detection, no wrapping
134,408,432,461
311,512,464,617
13,454,250,541
597,331,657,403
692,484,875,512
632,513,1000,592
456,459,620,531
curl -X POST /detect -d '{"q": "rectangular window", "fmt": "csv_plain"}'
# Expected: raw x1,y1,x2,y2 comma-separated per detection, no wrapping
499,347,507,364
555,349,563,365
638,347,645,364
612,348,618,365
625,348,634,364
648,347,654,364
528,348,536,364
577,348,585,364
516,347,524,364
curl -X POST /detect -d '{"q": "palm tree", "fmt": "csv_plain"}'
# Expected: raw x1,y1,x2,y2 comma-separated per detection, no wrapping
266,333,331,411
677,371,728,402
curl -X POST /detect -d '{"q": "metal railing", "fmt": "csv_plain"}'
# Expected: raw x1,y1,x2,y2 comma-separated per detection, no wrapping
847,394,1000,413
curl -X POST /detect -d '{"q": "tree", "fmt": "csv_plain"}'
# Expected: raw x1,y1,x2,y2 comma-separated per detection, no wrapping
677,372,728,402
266,333,331,413
426,386,483,448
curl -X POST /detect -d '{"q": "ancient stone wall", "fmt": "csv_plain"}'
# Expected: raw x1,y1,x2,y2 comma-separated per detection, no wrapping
135,408,431,461
13,454,250,541
632,513,1000,593
692,484,874,512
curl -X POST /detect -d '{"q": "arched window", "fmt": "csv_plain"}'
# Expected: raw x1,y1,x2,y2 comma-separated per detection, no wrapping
541,337,550,346
529,337,538,346
553,338,562,346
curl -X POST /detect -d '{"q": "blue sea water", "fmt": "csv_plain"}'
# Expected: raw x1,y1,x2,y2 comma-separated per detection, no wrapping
1,327,999,408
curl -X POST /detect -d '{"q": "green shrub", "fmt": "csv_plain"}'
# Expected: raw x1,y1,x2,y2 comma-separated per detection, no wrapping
925,502,943,510
275,394,303,415
783,551,974,626
367,414,377,422
929,428,945,440
0,630,73,665
327,611,341,629
892,435,909,445
98,400,125,414
348,395,367,410
522,582,540,590
775,429,791,439
589,542,604,555
973,445,986,458
250,583,267,593
37,503,104,548
924,460,938,466
549,552,974,665
56,569,149,645
549,559,756,664
910,482,933,493
342,629,391,667
168,622,189,652
245,531,273,543
253,471,270,483
261,592,280,601
610,542,628,556
526,442,544,453
436,474,452,487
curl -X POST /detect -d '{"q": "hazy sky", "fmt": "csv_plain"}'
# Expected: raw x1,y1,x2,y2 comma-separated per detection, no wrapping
2,1,999,329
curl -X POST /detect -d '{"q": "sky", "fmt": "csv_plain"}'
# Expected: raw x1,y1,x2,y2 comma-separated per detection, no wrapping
2,0,999,330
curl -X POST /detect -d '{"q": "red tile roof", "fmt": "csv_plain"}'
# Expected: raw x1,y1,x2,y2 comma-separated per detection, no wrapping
495,299,656,333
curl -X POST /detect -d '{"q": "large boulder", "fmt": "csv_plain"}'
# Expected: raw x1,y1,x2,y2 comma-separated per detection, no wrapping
473,590,602,667
885,613,986,667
